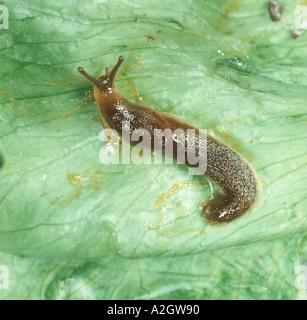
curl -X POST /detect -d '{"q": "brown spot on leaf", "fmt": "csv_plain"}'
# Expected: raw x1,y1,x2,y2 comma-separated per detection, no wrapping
146,34,155,41
268,0,284,22
44,81,71,86
154,180,208,211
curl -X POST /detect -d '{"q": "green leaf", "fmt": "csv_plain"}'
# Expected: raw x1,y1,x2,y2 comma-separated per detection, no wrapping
0,233,306,300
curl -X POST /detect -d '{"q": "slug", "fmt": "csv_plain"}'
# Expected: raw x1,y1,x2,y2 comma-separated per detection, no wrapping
78,56,263,225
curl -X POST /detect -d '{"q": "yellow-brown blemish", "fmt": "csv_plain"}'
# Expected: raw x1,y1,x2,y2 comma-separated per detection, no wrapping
117,61,145,78
51,172,105,206
126,83,142,104
44,81,71,86
212,127,253,161
160,229,206,236
10,105,28,116
218,0,243,26
67,172,103,190
245,151,253,161
227,118,243,126
158,195,183,212
64,91,96,117
145,223,205,236
138,61,145,68
221,132,234,141
0,91,4,96
146,97,155,104
154,180,208,212
86,90,95,101
92,115,103,124
63,103,83,118
63,91,96,118
248,138,254,144
199,110,209,116
213,127,234,142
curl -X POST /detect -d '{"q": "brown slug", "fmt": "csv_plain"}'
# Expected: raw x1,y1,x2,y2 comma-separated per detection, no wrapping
78,56,263,225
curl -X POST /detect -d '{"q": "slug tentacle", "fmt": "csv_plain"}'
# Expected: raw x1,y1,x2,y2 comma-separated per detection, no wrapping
108,56,124,83
78,56,263,225
78,67,102,89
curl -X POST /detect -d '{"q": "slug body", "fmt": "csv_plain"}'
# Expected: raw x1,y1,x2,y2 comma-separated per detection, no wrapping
78,57,263,225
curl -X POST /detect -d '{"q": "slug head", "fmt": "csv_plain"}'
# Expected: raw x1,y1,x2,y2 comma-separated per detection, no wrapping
78,56,124,94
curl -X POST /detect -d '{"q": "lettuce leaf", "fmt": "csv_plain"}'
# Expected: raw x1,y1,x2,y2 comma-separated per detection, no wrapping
1,233,306,300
